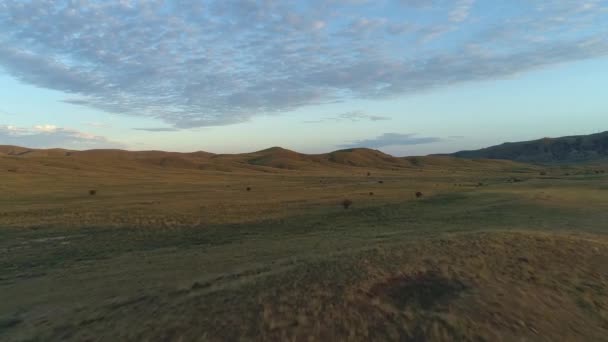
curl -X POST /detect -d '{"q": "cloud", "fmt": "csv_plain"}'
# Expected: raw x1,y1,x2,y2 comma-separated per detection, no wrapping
0,124,124,149
304,111,390,123
449,0,475,22
339,133,442,148
0,1,606,128
132,127,180,132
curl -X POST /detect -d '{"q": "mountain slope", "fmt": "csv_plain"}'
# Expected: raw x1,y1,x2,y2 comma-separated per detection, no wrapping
451,131,608,163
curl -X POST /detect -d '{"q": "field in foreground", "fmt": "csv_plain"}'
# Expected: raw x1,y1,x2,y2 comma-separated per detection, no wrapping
1,148,608,341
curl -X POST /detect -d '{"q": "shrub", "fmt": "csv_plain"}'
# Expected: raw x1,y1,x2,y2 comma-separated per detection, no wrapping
342,199,353,209
89,190,97,196
378,180,384,184
246,187,251,192
369,192,374,196
367,172,371,176
415,192,423,198
540,171,547,176
477,182,483,187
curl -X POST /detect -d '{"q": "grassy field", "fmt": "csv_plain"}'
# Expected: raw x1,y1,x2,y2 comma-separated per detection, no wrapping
1,149,608,341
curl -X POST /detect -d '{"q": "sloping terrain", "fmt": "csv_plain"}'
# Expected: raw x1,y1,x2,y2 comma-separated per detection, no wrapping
451,131,608,163
1,144,607,341
1,145,527,175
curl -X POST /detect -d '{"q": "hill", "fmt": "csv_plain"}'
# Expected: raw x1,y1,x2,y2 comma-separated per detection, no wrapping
1,145,524,173
451,131,608,163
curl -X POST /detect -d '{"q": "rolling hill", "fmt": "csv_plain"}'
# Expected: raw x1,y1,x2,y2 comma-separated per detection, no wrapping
1,145,524,174
451,131,608,163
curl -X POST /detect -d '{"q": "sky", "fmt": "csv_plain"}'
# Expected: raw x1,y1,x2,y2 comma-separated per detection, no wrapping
0,0,607,156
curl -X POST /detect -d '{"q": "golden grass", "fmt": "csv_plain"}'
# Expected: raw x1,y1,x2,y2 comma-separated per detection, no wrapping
1,147,608,340
0,146,537,228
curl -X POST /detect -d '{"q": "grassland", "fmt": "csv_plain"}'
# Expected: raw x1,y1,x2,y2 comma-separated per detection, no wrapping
1,147,608,341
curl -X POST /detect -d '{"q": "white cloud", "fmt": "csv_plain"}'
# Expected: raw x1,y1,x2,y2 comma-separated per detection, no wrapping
0,124,124,149
0,1,606,128
449,0,475,22
33,124,58,133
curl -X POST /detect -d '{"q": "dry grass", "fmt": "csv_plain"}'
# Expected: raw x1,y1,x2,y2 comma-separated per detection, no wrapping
0,147,538,229
1,148,608,341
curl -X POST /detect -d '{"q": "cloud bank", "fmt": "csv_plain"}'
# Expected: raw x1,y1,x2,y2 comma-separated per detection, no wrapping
0,125,123,149
0,0,606,128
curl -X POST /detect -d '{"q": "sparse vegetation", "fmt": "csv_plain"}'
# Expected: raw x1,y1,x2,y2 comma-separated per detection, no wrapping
1,146,608,341
342,198,353,209
89,189,97,196
415,191,423,198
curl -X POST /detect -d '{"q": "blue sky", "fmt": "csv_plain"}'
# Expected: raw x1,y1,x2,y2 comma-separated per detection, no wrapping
0,0,607,155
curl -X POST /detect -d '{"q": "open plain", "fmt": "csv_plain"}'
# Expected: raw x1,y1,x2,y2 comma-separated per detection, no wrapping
1,146,608,341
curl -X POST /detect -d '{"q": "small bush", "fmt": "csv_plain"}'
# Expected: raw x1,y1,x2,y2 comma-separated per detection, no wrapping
415,192,423,198
367,172,371,176
246,187,251,192
7,168,17,172
89,190,97,196
342,199,353,209
378,180,384,184
477,182,483,187
369,192,374,196
540,171,547,176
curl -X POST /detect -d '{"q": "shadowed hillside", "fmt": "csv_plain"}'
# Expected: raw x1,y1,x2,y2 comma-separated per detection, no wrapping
451,131,608,163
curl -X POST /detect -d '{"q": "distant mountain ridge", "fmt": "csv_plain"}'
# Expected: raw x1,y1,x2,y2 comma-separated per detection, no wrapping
450,131,608,163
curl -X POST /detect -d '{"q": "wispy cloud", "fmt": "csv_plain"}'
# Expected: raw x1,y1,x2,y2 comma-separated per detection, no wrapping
0,1,606,128
0,124,123,149
449,0,475,22
339,133,442,148
132,127,180,132
85,122,110,128
304,111,390,123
